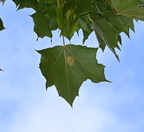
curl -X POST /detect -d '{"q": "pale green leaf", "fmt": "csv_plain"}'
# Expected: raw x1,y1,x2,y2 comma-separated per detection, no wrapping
111,0,144,20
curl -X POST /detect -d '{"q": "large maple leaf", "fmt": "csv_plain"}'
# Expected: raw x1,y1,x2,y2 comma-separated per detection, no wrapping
38,44,108,106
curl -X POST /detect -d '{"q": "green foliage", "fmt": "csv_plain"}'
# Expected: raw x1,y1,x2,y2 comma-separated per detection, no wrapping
1,0,144,105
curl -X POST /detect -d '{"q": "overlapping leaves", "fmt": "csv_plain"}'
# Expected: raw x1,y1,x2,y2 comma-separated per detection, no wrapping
38,44,108,105
2,0,144,105
9,0,144,51
23,0,135,54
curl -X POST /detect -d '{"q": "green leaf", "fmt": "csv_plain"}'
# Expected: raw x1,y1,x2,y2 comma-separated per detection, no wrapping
102,10,134,36
0,18,5,31
56,1,78,39
77,16,93,43
111,0,144,20
60,18,77,40
31,12,52,38
38,44,108,106
90,14,120,47
31,9,57,38
12,0,39,10
74,0,94,18
89,14,121,60
56,0,94,40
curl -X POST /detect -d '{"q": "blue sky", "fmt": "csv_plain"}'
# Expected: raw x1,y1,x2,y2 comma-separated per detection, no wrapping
0,1,144,132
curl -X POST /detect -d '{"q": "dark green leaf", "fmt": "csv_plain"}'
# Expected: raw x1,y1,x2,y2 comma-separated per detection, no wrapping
60,17,77,40
74,0,94,18
31,12,52,38
102,10,134,36
38,44,108,106
56,1,78,39
118,35,122,45
12,0,39,10
0,18,5,31
90,14,120,48
89,14,121,59
31,7,58,38
77,16,93,43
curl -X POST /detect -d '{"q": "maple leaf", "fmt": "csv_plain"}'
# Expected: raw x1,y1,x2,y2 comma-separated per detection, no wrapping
37,44,108,106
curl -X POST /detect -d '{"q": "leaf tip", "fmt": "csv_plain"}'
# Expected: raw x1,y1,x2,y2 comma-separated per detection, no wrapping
0,69,3,71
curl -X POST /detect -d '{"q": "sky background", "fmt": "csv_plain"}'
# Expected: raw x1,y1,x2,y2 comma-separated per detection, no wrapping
0,1,144,132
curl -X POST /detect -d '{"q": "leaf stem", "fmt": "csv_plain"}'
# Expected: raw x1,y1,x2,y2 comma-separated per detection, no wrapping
62,36,65,46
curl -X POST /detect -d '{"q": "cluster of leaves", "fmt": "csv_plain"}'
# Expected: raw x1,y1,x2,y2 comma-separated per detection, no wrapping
1,0,144,105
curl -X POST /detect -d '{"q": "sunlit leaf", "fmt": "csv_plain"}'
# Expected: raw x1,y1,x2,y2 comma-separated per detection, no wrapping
111,0,144,20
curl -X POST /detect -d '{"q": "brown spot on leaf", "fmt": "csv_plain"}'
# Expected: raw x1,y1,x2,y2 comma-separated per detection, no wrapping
66,56,75,66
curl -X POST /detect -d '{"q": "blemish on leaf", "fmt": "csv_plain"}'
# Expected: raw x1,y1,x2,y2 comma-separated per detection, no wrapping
66,56,75,66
